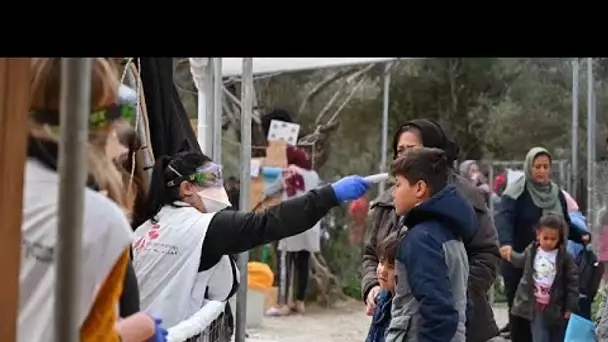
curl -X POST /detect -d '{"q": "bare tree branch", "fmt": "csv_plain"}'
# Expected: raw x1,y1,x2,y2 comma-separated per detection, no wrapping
345,63,375,84
326,74,368,126
223,85,241,108
297,67,359,115
221,97,237,126
314,82,348,125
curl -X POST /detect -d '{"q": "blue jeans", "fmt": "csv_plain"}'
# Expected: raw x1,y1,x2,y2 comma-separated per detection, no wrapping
531,310,565,342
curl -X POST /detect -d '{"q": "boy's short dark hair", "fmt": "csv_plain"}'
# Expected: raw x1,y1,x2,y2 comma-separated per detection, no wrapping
537,214,567,239
390,147,449,196
377,232,399,265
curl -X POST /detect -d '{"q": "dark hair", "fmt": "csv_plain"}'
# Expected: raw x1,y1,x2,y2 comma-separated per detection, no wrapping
390,147,449,197
133,151,212,227
377,232,399,265
537,214,567,243
392,119,459,164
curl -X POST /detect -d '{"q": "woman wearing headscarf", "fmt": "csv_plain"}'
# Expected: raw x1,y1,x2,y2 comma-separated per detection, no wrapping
361,119,501,342
460,160,491,205
496,147,590,342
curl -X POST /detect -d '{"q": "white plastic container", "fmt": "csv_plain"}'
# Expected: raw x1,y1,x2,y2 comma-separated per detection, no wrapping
245,288,266,328
229,288,266,329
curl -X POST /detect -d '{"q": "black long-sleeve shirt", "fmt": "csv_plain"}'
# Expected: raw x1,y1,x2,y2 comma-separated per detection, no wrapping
119,261,140,317
198,185,338,271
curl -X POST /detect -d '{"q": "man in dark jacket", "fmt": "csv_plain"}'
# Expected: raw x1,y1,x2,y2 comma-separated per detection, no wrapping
361,119,501,342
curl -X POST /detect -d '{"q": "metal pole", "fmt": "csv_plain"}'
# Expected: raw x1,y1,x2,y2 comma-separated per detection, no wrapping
379,62,392,194
204,58,215,157
572,59,579,197
55,58,92,342
236,57,253,342
213,58,223,163
586,58,595,225
192,58,209,154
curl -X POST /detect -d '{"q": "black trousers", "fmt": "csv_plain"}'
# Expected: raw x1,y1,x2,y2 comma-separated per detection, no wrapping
502,262,532,342
277,250,311,304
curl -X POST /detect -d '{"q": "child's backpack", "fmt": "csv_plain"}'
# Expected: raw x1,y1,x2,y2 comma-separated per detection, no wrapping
575,246,605,297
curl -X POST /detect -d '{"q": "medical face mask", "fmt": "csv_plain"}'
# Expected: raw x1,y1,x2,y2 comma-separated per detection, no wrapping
198,186,232,213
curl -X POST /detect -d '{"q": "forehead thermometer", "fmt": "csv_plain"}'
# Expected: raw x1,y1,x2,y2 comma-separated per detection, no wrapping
364,173,389,184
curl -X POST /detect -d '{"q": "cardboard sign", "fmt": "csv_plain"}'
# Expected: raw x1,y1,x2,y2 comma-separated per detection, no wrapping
249,140,288,211
267,120,300,146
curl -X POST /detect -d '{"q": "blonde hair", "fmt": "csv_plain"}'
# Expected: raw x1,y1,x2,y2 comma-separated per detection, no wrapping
29,58,128,210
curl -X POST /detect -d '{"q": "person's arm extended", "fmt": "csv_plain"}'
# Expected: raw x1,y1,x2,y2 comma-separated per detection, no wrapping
403,230,458,342
466,209,500,294
201,185,339,264
361,206,384,301
509,246,529,268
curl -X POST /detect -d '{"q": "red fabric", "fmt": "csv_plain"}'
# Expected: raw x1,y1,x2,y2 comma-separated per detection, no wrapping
286,146,312,170
282,168,305,197
493,174,507,194
348,197,369,223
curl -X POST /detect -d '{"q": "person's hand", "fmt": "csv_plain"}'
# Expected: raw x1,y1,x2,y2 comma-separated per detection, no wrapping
365,285,381,316
471,172,481,182
149,316,168,342
564,311,571,319
331,175,370,202
582,234,591,245
499,245,512,261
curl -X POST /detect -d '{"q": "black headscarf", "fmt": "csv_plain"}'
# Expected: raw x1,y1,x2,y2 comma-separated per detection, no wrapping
392,119,459,164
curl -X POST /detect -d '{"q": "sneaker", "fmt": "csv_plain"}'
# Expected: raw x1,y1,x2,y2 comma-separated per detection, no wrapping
265,305,290,317
290,300,306,314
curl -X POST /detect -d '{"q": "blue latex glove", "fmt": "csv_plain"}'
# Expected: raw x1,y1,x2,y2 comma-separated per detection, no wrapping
331,175,370,202
149,317,168,342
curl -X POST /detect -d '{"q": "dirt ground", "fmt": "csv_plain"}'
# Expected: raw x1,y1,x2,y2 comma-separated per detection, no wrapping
246,300,509,342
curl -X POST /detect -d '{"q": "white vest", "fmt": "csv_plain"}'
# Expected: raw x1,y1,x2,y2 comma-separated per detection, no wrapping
278,165,321,252
132,204,238,327
19,159,132,342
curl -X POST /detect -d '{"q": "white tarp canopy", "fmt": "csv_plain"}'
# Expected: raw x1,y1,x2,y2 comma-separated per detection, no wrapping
221,58,400,77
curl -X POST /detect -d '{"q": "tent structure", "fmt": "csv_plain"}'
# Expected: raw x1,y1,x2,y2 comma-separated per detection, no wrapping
220,58,398,77
189,58,402,160
188,57,403,342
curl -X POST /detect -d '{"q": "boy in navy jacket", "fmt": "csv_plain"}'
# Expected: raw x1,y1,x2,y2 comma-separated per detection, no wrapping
386,148,476,342
366,232,399,342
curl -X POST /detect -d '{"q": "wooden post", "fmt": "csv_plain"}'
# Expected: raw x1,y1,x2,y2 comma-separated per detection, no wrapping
0,58,31,341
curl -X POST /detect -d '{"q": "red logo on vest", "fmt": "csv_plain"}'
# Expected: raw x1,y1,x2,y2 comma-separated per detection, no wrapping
133,224,161,251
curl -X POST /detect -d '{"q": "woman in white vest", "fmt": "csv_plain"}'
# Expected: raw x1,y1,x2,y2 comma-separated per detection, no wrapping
20,58,165,342
131,150,370,327
266,146,322,316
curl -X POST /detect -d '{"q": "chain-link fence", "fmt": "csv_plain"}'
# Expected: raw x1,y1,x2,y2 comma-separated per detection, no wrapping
483,159,570,209
167,301,232,342
582,160,608,249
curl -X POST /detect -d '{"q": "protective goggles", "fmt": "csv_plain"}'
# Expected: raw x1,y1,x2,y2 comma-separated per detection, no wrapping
31,103,136,130
166,163,224,188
